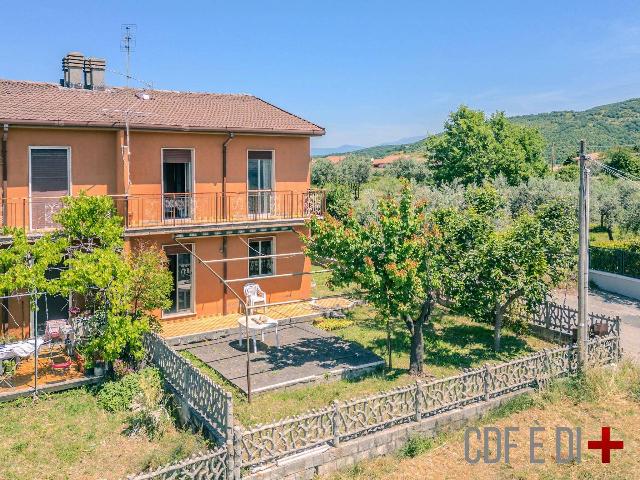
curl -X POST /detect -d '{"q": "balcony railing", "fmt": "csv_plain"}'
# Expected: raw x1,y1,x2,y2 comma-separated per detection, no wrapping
1,190,325,232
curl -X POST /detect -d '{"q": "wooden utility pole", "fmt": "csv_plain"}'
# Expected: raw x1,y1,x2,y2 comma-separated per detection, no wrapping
577,140,590,369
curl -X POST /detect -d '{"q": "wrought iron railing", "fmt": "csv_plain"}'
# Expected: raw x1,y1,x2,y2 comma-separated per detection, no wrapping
1,190,326,232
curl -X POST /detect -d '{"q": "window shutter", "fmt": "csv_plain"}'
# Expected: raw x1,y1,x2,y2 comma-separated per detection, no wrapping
162,149,192,163
30,148,69,196
248,150,273,160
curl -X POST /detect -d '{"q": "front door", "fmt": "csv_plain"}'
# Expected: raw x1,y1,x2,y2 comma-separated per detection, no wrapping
248,150,273,216
162,149,192,220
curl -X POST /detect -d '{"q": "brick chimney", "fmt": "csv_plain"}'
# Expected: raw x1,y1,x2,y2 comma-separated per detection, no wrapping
84,57,106,90
61,52,85,88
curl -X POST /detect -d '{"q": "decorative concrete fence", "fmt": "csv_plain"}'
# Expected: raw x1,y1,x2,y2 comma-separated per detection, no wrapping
143,332,233,443
518,300,620,338
133,303,621,479
127,446,228,480
236,334,620,470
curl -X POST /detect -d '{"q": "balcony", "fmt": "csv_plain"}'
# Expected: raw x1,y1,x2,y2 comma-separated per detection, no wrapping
3,190,326,233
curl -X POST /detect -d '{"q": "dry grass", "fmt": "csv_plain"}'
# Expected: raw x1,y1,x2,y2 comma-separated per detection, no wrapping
327,361,640,480
0,387,209,480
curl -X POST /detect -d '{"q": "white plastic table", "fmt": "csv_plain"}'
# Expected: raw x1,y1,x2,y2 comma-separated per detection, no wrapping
237,315,279,353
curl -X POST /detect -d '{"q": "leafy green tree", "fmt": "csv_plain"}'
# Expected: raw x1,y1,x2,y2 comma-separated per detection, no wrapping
304,185,442,374
386,157,431,183
554,164,579,181
311,157,338,186
591,178,622,240
0,228,67,297
338,155,371,199
430,106,547,185
605,146,640,177
621,190,640,235
434,187,576,351
51,194,173,364
324,184,353,220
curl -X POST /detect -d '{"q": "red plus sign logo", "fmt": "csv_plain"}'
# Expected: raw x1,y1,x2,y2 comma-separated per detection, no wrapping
588,427,624,463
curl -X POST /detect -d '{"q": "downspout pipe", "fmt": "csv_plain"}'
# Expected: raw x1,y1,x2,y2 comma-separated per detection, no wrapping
221,132,234,314
222,132,234,221
1,125,7,336
1,124,7,227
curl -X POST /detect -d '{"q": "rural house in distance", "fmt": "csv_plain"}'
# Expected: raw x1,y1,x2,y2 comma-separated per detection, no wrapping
0,51,325,337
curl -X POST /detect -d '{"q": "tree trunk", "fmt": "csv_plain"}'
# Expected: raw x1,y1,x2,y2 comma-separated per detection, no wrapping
607,227,614,241
494,305,504,352
407,299,432,375
386,319,393,369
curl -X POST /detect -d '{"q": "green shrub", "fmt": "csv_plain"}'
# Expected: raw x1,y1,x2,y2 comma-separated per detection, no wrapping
125,370,169,439
555,164,579,181
96,367,163,413
399,435,439,458
314,317,354,331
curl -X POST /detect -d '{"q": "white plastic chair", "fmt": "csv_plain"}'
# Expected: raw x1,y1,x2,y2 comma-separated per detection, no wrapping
243,283,267,314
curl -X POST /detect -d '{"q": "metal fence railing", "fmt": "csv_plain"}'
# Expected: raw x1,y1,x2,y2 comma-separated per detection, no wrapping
590,247,640,280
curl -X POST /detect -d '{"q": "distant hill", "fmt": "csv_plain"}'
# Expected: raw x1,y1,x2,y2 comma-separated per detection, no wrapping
315,141,425,160
316,98,640,162
509,98,640,160
312,136,425,158
311,145,363,156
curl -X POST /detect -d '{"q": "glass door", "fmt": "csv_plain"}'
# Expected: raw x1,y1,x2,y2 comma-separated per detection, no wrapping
248,151,273,216
162,149,192,220
164,246,193,315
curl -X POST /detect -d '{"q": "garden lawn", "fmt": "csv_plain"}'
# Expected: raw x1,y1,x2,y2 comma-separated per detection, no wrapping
0,388,208,480
184,303,553,427
326,361,640,480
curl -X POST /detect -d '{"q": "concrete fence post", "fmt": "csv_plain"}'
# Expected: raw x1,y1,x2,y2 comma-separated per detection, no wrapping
231,427,243,480
332,400,341,447
224,392,235,479
545,301,551,331
414,381,422,422
483,364,491,402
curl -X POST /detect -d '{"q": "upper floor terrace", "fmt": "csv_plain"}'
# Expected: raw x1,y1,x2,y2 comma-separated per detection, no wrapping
2,189,325,235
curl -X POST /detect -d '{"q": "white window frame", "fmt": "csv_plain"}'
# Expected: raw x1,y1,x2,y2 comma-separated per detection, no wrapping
247,236,276,278
246,149,275,191
160,147,196,222
162,242,196,318
160,147,196,195
28,146,72,229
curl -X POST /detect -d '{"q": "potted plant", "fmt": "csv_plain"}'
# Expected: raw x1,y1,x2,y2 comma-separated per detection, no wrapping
93,355,105,377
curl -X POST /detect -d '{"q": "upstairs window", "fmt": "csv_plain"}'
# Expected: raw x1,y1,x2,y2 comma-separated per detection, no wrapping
29,147,70,230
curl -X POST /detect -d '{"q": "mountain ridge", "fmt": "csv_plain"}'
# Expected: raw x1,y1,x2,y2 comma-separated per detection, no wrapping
315,98,640,160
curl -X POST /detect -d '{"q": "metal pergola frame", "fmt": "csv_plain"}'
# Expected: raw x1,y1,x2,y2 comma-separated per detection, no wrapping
172,236,342,402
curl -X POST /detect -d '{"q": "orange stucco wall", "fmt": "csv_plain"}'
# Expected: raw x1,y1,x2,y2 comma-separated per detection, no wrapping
129,230,311,320
1,126,313,330
126,131,310,195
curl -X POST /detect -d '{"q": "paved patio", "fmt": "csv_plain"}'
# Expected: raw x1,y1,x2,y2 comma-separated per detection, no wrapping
173,321,383,394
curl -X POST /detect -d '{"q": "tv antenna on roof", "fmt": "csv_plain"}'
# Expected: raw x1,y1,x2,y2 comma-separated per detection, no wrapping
120,24,137,87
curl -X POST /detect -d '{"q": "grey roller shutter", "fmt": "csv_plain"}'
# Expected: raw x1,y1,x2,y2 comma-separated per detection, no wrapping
30,148,69,196
30,148,69,230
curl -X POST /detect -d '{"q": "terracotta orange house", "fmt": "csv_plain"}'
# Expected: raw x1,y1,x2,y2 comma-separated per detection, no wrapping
0,52,325,338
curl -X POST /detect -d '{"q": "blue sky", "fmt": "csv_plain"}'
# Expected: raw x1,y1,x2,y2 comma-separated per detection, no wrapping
2,1,640,148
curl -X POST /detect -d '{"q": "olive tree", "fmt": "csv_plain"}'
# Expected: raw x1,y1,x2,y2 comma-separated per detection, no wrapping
433,186,576,350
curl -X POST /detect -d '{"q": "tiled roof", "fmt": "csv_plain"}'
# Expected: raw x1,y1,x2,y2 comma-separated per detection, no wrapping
0,79,325,136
